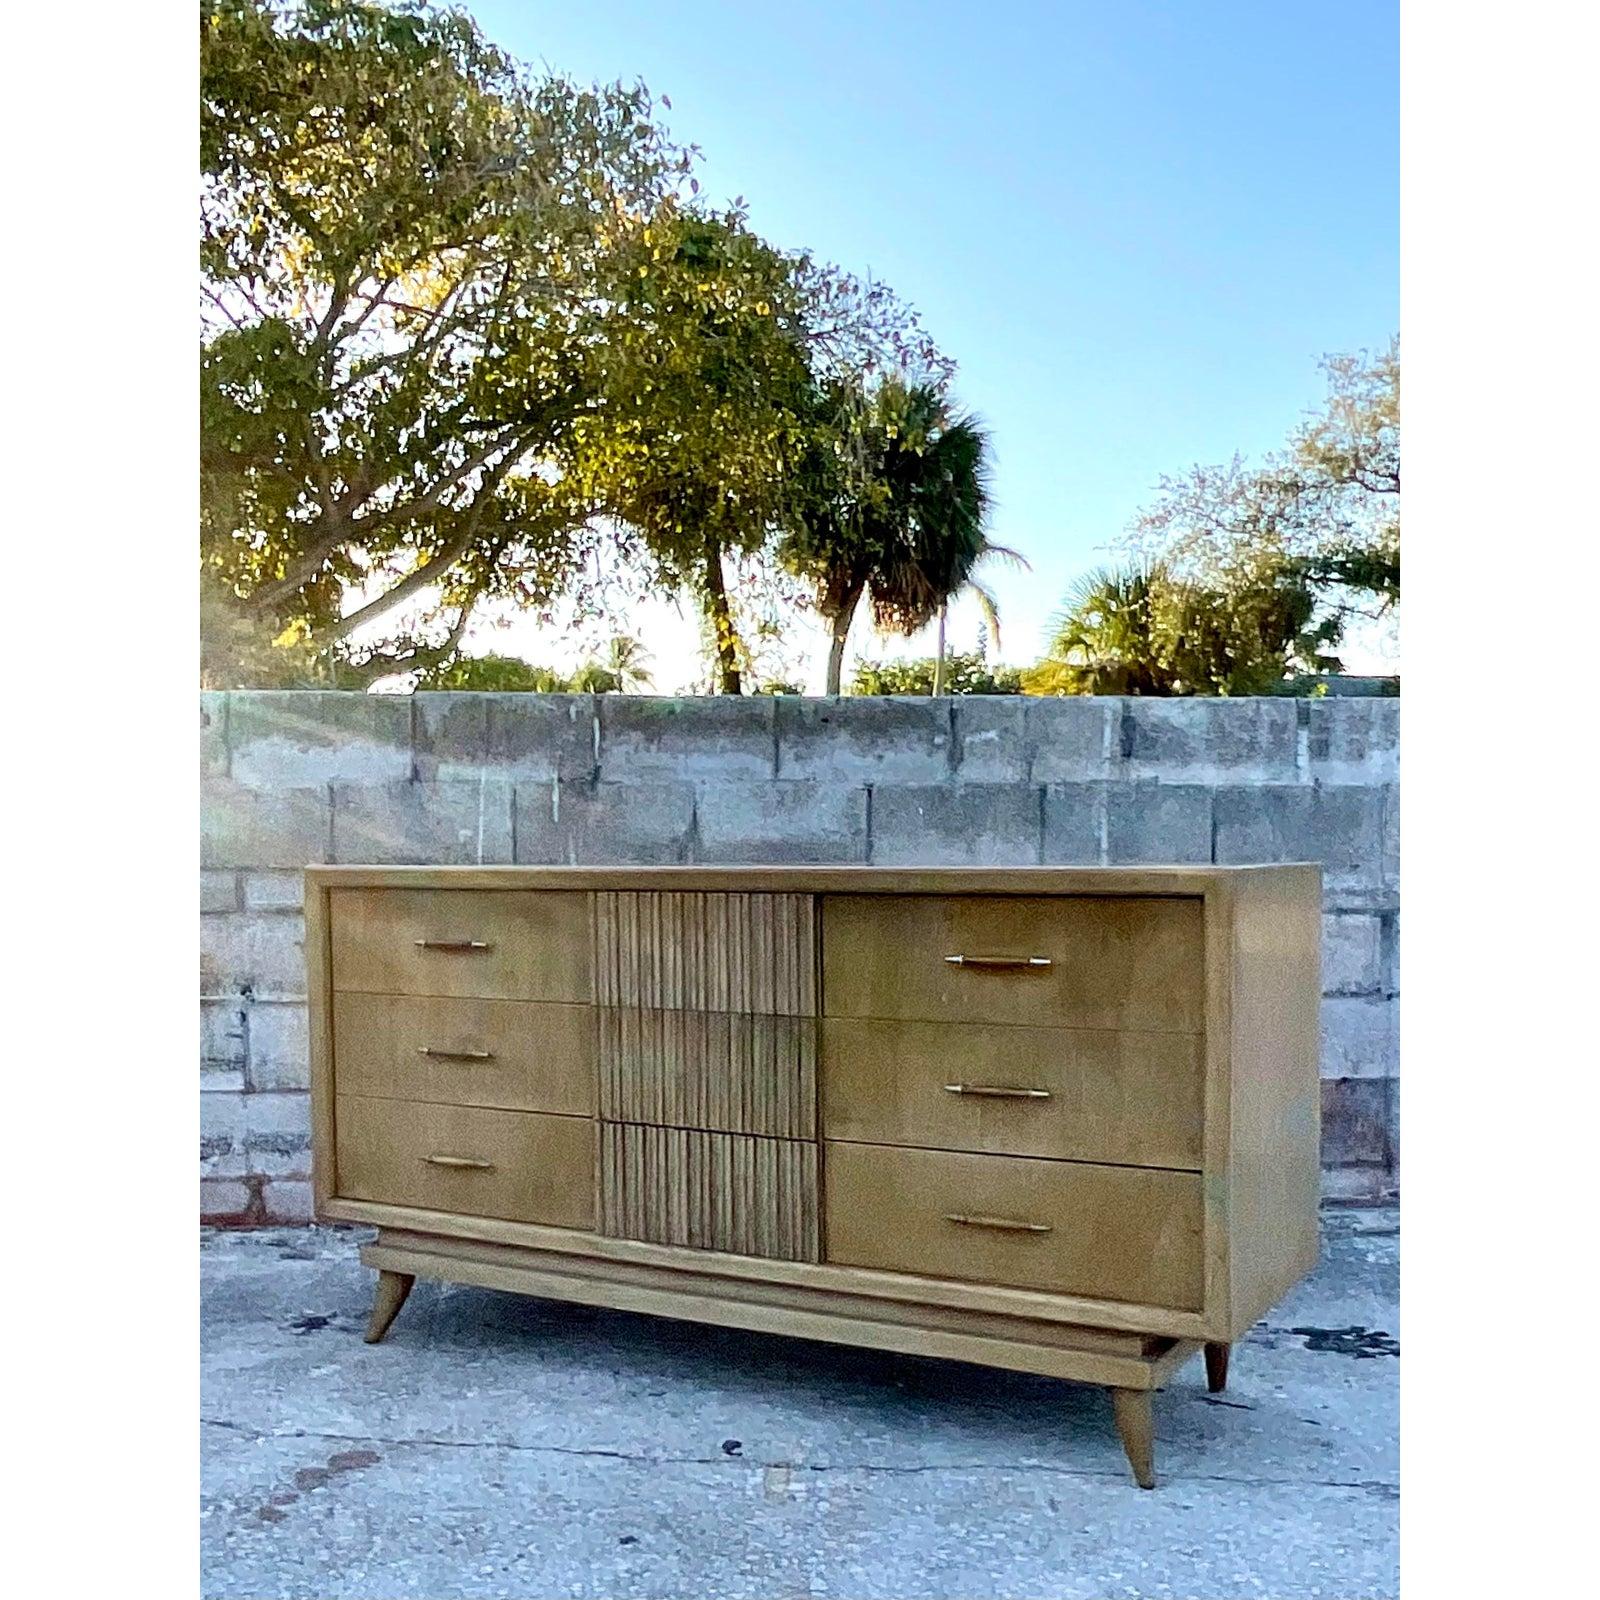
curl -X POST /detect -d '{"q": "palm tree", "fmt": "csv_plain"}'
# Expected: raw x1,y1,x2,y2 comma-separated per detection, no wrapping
1024,564,1175,696
930,539,1030,695
600,633,654,692
784,378,995,694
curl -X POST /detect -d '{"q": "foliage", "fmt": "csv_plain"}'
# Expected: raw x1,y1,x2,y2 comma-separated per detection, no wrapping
852,652,1024,696
1023,562,1341,697
410,633,651,692
1126,339,1399,627
201,0,955,690
781,379,993,693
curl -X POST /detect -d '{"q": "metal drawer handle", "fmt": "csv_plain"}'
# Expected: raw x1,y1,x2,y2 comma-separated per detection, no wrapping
943,954,1052,970
944,1083,1053,1100
944,1213,1053,1234
414,939,492,952
424,1153,495,1171
417,1047,495,1062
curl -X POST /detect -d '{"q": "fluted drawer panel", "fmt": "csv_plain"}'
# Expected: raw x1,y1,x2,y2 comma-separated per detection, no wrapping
593,892,817,1016
599,1007,816,1139
599,1124,820,1262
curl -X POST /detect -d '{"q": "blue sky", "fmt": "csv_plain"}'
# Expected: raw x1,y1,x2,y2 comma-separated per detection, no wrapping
468,0,1398,687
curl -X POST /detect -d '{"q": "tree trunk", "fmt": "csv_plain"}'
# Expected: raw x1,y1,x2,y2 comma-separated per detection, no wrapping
932,604,949,695
703,537,742,695
825,584,864,696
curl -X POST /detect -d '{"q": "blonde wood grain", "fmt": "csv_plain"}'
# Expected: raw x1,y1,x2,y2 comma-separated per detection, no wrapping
826,1142,1204,1309
363,1269,414,1343
599,1123,819,1262
821,894,1205,1031
821,1017,1202,1169
329,888,591,1001
362,1231,1202,1390
334,1096,595,1229
593,891,816,1015
1112,1387,1157,1488
304,875,338,1215
599,1008,816,1138
322,1195,1213,1338
1223,865,1323,1340
332,992,595,1115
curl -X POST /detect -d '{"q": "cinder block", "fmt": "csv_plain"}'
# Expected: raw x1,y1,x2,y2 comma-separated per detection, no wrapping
200,999,247,1092
241,871,303,912
246,1002,310,1092
261,1180,314,1223
1320,996,1398,1080
486,694,598,780
1321,1165,1391,1203
1381,784,1399,887
952,699,1029,782
1387,1078,1400,1184
601,696,774,782
200,871,239,913
776,698,951,784
1105,783,1213,865
201,1092,247,1177
244,1091,313,1178
412,692,487,780
1119,699,1300,783
1025,699,1116,783
1321,1078,1391,1166
1213,784,1385,887
1308,699,1399,784
1381,911,1400,996
1323,912,1382,995
201,780,330,869
201,911,306,999
870,785,1041,866
332,779,514,865
228,691,412,787
1040,783,1107,863
694,782,868,864
514,779,694,864
200,692,229,776
201,1179,253,1221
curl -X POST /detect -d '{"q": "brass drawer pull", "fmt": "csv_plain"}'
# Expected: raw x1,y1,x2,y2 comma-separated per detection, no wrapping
943,1083,1053,1100
943,954,1052,970
424,1153,495,1171
414,939,492,952
944,1213,1053,1234
417,1046,495,1062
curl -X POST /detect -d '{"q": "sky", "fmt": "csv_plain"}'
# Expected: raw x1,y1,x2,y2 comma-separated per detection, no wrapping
457,0,1399,690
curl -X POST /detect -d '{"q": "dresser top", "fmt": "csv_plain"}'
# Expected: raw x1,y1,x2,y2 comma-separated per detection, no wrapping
306,864,1319,895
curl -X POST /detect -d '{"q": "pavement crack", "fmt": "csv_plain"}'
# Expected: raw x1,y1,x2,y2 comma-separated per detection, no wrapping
201,1419,1394,1495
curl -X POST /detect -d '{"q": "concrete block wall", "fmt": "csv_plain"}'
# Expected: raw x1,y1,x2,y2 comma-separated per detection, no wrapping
199,692,1399,1220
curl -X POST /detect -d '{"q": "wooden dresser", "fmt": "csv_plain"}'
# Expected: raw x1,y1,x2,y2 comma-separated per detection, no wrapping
305,865,1321,1488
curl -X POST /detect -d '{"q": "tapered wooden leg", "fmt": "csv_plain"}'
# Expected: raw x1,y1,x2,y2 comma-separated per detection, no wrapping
1111,1387,1156,1489
1204,1341,1231,1394
364,1270,415,1344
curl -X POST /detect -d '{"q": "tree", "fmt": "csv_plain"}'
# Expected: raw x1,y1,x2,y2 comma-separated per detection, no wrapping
930,538,1028,696
782,379,992,694
852,652,1023,695
1023,561,1341,696
201,0,695,680
1127,339,1399,628
411,653,575,692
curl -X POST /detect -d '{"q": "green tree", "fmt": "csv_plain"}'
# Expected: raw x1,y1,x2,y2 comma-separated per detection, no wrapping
1023,561,1341,697
929,538,1028,696
411,653,574,691
852,652,1024,695
782,379,992,694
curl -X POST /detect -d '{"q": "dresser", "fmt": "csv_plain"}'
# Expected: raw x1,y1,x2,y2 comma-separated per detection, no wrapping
305,865,1321,1488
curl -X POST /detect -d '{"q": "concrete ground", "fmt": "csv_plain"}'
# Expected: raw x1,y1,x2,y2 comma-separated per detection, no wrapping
201,1209,1398,1600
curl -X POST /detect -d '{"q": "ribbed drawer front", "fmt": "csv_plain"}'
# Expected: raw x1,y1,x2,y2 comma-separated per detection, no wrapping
600,1123,820,1262
330,889,591,1001
335,1097,594,1229
824,1142,1204,1309
822,894,1204,1031
821,1017,1203,1169
333,993,595,1115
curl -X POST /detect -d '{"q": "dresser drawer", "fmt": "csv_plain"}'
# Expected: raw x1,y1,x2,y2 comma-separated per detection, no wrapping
822,895,1203,1032
329,889,591,1001
824,1142,1203,1309
334,1097,595,1229
821,1019,1203,1170
333,993,595,1116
